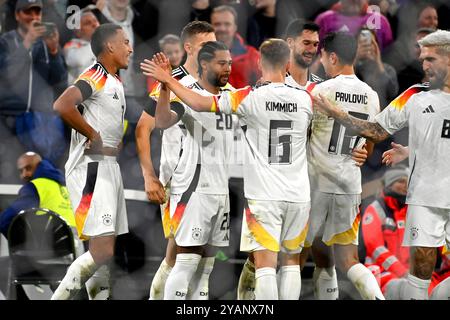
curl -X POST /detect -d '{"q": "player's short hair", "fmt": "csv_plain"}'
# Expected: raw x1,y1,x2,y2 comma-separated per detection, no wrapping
418,30,450,55
259,38,290,70
322,32,357,65
212,5,238,24
90,23,122,57
284,19,320,40
197,41,229,76
158,34,181,50
180,21,215,45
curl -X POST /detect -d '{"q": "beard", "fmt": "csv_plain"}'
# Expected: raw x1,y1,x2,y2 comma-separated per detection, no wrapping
294,52,314,68
207,71,228,87
428,71,447,89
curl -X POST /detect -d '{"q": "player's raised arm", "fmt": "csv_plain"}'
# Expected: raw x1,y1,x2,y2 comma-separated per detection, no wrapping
142,55,214,112
53,85,102,149
313,94,390,143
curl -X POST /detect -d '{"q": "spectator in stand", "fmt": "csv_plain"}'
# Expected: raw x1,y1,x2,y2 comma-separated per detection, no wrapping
147,34,184,96
417,3,438,30
361,166,410,293
0,0,68,166
246,0,277,49
0,152,83,256
63,6,100,84
315,0,393,52
355,27,398,109
354,27,399,178
190,0,212,22
159,34,184,69
210,5,261,88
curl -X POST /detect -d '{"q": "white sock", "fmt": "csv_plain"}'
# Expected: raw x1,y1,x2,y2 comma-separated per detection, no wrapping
312,267,339,300
347,263,385,300
384,278,407,300
400,273,430,300
237,258,256,300
85,265,111,300
255,267,278,300
430,276,450,300
163,253,201,300
51,251,98,300
187,257,215,300
149,259,173,300
278,265,301,300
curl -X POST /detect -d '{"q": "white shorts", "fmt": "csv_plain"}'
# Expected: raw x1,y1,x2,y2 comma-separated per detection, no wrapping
403,205,450,248
169,192,230,247
66,155,128,240
305,191,361,247
240,199,310,254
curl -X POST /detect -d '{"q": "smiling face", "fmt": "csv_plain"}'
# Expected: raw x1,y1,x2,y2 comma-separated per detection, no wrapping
418,6,438,30
288,29,320,68
202,49,232,88
110,28,133,70
420,46,450,90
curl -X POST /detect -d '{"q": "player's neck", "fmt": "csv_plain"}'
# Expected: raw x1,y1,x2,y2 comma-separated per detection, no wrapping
98,57,118,75
183,59,200,80
199,77,220,94
331,65,354,77
261,69,285,83
289,63,308,86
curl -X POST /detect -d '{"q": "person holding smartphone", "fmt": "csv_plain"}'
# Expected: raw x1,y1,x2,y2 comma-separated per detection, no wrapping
0,0,68,168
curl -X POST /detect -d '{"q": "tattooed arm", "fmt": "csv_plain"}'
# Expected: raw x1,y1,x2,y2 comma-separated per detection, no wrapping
312,94,390,143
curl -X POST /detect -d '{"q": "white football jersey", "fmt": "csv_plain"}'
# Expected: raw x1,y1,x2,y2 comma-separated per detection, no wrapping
308,74,380,194
285,72,322,90
375,84,450,209
65,62,126,176
215,82,313,202
149,66,196,186
169,84,234,195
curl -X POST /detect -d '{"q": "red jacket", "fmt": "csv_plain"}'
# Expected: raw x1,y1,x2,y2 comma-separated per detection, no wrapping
228,34,261,88
362,196,409,278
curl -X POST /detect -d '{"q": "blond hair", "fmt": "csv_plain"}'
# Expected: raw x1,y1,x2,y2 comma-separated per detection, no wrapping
418,29,450,55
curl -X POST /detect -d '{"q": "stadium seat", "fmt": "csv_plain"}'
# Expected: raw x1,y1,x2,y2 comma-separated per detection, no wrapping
6,208,76,299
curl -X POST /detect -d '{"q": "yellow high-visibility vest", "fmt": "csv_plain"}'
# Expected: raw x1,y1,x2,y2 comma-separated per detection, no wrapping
31,178,76,228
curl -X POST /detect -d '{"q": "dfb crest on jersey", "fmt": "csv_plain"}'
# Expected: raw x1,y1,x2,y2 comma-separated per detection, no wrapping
192,227,202,240
410,227,419,240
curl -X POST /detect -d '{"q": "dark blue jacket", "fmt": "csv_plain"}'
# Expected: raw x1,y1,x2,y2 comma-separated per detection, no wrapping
0,160,66,236
0,30,68,116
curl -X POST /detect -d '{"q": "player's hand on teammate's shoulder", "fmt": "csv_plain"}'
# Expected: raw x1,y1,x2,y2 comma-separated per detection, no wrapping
382,142,409,167
312,94,337,115
144,175,166,204
351,144,368,167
